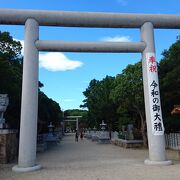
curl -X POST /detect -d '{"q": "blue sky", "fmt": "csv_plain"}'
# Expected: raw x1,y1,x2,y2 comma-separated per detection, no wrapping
0,0,179,110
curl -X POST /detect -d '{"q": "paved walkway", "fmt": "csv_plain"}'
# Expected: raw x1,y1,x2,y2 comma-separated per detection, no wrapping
1,134,180,180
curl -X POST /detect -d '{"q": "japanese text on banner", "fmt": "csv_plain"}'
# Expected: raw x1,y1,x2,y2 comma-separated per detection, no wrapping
146,53,164,135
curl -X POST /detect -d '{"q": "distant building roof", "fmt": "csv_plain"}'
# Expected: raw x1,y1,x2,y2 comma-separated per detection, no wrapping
171,105,180,115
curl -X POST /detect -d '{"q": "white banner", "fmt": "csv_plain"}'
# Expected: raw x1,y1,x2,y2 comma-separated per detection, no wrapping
146,53,164,135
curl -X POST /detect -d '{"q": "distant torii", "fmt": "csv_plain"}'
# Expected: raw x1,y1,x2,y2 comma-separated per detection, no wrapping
63,116,82,131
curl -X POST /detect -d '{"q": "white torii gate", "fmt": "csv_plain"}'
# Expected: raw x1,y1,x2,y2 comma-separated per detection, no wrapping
64,116,82,131
0,9,178,172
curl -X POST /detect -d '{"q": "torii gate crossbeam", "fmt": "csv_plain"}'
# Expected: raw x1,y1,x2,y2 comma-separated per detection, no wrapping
0,9,176,172
0,9,180,28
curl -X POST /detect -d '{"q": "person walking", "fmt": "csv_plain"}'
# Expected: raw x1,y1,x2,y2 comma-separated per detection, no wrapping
75,131,79,142
80,131,83,140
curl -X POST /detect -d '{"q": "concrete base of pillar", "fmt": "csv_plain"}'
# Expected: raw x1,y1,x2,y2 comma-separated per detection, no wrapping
144,159,172,166
12,164,42,173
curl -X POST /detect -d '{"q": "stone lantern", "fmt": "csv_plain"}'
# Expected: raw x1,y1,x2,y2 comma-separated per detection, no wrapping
99,120,110,144
93,126,97,133
0,94,17,163
46,122,58,144
100,120,106,131
48,122,54,134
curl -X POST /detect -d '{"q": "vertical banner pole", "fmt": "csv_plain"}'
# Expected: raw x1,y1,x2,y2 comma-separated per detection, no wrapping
141,22,172,165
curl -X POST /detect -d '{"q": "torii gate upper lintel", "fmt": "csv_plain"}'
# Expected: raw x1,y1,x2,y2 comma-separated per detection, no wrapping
0,9,176,172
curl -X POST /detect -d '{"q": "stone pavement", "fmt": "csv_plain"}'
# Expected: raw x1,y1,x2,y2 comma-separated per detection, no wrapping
0,133,180,180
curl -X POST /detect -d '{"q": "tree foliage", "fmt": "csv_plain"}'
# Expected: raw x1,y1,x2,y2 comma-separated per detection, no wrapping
81,76,118,131
159,39,180,132
0,31,62,132
38,91,62,133
111,62,144,114
0,32,23,129
0,31,22,60
110,62,147,146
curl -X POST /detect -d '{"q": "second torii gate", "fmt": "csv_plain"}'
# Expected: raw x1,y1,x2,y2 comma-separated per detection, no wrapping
64,116,82,131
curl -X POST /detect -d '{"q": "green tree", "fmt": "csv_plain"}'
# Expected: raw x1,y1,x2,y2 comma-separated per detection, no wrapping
38,91,62,133
81,76,118,133
0,31,22,60
81,79,100,128
0,31,63,132
111,62,147,146
159,38,180,132
0,32,23,129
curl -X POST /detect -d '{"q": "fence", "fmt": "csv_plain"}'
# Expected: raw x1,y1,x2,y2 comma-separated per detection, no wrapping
165,133,180,150
111,132,180,150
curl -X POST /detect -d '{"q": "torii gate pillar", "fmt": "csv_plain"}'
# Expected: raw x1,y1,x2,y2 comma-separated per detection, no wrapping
76,117,79,130
141,22,172,165
12,19,41,172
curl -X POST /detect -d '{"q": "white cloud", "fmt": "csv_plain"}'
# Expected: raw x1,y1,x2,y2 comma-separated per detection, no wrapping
39,52,83,72
101,36,132,42
13,39,83,72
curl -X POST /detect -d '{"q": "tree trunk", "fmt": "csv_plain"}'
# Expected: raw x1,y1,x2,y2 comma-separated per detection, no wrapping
133,105,148,147
139,112,148,147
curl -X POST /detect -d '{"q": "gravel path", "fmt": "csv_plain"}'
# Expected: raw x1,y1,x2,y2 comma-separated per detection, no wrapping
1,133,180,180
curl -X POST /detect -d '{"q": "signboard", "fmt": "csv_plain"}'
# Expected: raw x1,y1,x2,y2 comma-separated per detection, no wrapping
146,53,164,135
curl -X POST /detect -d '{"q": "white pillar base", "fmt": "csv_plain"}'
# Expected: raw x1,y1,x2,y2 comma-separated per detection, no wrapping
12,164,42,173
144,159,172,166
